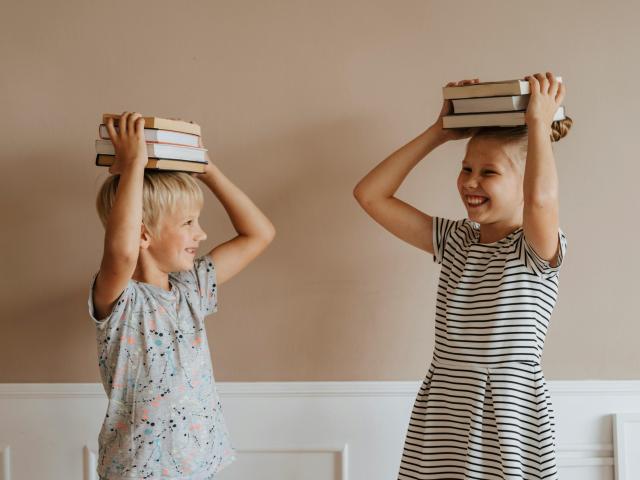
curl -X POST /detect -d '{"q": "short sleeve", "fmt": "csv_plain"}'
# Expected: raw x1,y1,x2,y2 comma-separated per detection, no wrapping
518,229,568,279
172,255,218,316
87,273,133,328
432,217,466,264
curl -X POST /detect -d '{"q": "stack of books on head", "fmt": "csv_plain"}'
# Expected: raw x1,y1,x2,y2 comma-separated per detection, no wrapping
95,114,208,173
442,78,566,129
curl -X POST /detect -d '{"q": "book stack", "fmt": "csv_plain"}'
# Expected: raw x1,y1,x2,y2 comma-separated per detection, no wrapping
95,114,208,173
442,78,566,129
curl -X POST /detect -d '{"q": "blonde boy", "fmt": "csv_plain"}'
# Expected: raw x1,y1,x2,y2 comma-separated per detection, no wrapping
90,112,275,479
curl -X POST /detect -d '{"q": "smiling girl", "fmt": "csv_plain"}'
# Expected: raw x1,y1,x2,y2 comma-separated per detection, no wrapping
354,73,571,479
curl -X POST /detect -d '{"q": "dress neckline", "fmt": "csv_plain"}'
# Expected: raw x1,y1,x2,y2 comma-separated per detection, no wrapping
469,221,523,246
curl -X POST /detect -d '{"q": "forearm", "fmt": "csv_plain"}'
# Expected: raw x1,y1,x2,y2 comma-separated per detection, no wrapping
199,163,275,241
103,166,145,260
524,123,559,207
354,125,445,202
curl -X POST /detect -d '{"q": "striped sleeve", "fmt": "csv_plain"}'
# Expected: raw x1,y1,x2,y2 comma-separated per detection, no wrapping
518,229,568,279
432,217,466,264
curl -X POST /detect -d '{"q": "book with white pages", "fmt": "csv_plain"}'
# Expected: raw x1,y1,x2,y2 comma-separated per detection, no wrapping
443,77,562,100
95,139,207,162
96,155,206,173
99,124,201,148
452,95,530,114
443,106,566,128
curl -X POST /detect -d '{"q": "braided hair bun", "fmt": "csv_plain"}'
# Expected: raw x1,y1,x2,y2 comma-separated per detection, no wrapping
550,116,573,142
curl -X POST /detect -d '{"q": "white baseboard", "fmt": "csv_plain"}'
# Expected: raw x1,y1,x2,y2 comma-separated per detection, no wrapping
1,381,639,480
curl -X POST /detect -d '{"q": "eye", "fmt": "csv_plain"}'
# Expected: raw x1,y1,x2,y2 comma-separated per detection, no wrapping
483,170,497,176
184,220,193,226
461,167,472,173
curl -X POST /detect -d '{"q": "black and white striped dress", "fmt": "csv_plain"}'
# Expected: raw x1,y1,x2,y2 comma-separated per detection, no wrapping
398,217,567,480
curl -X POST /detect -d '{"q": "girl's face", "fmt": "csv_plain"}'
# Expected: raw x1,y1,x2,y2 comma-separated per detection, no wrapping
147,203,207,272
457,136,524,226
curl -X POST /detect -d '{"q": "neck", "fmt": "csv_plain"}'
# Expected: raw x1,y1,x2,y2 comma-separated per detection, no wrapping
478,219,522,244
133,253,171,291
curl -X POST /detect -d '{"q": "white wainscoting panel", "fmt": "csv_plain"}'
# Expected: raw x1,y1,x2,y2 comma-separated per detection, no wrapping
0,445,11,480
613,413,640,480
1,382,639,480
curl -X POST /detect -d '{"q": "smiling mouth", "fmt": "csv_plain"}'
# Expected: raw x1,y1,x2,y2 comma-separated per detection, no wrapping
465,195,489,207
185,248,197,255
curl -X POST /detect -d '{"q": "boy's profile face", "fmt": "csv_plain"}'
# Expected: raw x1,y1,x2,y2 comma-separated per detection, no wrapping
145,202,207,273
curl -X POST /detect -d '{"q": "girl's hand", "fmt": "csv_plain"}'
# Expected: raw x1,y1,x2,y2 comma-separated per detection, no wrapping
105,112,147,175
525,72,566,132
429,78,481,143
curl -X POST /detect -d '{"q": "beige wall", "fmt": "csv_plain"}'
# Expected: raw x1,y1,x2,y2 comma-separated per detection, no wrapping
1,0,638,382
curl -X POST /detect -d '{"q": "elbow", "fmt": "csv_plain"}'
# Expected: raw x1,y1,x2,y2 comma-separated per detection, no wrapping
524,191,558,210
353,183,372,208
258,222,276,248
264,223,276,245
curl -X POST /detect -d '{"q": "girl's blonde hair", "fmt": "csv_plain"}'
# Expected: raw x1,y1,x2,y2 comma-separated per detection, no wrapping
96,172,204,236
470,117,573,168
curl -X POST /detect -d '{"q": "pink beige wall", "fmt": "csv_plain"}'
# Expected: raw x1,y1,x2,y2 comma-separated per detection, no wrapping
1,0,638,382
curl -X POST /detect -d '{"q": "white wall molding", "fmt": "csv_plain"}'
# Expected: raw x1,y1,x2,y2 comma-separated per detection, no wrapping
614,413,640,479
0,446,11,480
82,446,97,480
2,380,640,398
1,382,639,480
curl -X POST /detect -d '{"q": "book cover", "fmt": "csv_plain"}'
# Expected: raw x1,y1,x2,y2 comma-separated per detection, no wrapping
443,106,566,128
452,95,530,114
96,155,206,174
443,77,563,100
98,124,201,148
102,114,201,136
95,139,207,162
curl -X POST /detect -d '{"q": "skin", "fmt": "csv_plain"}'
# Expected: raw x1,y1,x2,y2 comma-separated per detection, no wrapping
354,72,565,265
93,112,276,320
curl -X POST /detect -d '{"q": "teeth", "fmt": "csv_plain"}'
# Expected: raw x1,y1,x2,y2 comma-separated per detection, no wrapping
466,196,488,206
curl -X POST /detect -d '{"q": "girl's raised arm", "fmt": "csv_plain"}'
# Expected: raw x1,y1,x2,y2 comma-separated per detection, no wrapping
522,72,565,265
353,79,479,253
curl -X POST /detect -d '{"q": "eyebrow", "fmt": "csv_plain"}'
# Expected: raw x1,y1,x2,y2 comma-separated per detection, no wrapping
461,162,501,169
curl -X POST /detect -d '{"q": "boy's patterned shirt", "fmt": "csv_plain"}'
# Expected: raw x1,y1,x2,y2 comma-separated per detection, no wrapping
88,256,235,480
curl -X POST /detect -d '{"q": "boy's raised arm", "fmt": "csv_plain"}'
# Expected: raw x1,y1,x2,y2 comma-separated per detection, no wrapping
93,112,148,319
196,156,276,285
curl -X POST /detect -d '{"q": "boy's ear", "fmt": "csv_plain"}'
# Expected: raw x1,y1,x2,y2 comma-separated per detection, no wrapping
140,223,152,250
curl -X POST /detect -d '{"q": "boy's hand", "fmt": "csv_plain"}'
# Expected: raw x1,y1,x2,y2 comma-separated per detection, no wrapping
429,79,480,143
525,72,566,133
105,112,147,174
190,151,212,179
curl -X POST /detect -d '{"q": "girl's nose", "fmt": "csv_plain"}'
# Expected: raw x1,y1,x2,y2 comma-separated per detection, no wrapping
464,177,479,189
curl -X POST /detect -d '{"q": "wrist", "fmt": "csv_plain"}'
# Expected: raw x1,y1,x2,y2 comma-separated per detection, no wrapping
425,124,448,146
527,121,552,140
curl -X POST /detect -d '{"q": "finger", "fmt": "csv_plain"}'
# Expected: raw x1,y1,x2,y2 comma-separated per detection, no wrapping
119,112,130,139
534,73,548,94
547,72,559,97
134,116,146,136
128,112,141,136
105,117,118,144
556,82,566,104
527,75,539,95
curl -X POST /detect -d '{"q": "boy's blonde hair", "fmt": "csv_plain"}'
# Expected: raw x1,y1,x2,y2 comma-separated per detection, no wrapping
96,172,204,236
